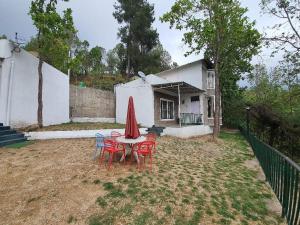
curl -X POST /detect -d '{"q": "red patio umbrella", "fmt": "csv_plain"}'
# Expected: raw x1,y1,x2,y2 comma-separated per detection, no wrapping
125,96,140,139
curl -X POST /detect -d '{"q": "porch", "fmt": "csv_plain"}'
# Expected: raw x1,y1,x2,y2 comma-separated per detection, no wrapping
152,81,205,127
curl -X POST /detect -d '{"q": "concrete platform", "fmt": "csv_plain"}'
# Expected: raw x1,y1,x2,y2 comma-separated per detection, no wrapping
162,125,213,138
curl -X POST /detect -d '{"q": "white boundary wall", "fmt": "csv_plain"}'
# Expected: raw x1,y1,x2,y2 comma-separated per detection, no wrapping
163,125,213,138
71,117,115,123
26,128,148,140
0,41,69,128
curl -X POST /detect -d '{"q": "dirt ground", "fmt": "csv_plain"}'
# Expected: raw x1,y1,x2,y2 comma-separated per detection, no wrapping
0,138,130,225
0,135,285,225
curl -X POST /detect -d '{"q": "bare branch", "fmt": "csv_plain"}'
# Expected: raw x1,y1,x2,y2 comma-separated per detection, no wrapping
263,36,300,50
283,6,300,40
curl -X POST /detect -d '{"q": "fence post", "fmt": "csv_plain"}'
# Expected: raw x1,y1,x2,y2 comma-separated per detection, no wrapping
246,106,250,136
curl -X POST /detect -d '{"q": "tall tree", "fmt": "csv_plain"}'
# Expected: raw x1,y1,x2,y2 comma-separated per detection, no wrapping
29,0,75,127
261,0,300,54
106,47,120,75
113,0,159,76
88,46,105,74
161,0,261,137
261,0,300,78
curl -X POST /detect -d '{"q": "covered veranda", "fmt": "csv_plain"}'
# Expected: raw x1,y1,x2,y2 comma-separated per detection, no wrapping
152,81,205,127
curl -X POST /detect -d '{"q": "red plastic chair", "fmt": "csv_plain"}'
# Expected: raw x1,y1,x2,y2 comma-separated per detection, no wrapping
146,133,157,153
111,131,122,139
99,139,126,169
111,131,126,153
135,141,155,171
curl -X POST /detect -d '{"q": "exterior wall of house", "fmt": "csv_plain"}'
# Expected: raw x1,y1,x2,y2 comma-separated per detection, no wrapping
70,85,115,121
154,91,178,127
0,42,69,128
115,74,169,127
116,84,154,127
158,62,203,89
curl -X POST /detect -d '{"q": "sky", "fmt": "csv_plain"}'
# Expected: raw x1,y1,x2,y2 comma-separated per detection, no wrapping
0,0,284,68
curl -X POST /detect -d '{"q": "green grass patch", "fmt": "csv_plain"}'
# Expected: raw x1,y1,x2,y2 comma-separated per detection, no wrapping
4,141,35,149
95,197,107,208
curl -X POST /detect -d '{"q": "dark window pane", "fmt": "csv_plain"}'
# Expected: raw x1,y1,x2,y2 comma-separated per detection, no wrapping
168,101,174,119
191,96,199,102
161,100,168,119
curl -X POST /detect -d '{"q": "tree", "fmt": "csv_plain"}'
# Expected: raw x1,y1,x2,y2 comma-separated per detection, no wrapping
142,42,173,74
161,0,261,137
275,57,300,115
261,0,300,54
29,0,75,127
113,0,159,76
88,46,105,74
106,48,120,75
71,39,90,75
0,34,7,39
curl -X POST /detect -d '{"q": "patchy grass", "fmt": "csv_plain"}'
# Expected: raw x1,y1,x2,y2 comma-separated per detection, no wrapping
0,132,286,225
87,132,285,225
20,122,126,132
4,141,35,149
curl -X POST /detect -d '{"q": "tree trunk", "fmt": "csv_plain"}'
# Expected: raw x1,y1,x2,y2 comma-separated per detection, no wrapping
37,58,43,128
213,62,221,138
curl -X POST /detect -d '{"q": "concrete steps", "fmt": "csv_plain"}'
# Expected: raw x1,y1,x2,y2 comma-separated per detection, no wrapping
0,123,27,147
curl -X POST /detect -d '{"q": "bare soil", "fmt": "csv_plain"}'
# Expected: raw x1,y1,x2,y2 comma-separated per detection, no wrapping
0,135,286,225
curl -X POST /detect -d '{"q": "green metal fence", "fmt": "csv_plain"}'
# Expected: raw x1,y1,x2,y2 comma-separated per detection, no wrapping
240,127,300,225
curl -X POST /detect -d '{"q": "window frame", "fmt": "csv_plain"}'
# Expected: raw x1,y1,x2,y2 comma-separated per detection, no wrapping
207,95,215,119
207,71,215,89
160,98,175,121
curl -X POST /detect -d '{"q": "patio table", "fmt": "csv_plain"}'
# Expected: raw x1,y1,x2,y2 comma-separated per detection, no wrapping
116,136,146,163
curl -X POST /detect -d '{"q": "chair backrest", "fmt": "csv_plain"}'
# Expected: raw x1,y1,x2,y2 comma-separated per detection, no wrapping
111,131,122,139
103,139,116,151
95,133,105,147
146,133,156,141
137,141,155,153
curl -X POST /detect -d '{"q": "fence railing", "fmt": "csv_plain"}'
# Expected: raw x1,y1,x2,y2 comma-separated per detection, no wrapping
180,113,203,125
240,126,300,225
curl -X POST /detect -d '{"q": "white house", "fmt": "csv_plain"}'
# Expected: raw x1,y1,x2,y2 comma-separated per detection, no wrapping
0,39,70,128
116,59,220,138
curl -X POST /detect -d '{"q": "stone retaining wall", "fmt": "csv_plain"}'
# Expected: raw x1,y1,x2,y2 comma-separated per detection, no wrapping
70,85,115,119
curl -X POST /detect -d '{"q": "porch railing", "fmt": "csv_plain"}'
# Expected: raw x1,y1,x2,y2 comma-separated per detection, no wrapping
180,113,203,125
240,126,300,225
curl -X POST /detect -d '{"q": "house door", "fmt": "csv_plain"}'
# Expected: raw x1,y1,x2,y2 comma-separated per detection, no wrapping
190,96,200,114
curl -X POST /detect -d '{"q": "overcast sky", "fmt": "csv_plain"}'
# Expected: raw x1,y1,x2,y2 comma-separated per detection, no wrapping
0,0,283,67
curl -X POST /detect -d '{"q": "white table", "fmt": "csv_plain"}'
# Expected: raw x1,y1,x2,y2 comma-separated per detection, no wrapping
116,136,146,163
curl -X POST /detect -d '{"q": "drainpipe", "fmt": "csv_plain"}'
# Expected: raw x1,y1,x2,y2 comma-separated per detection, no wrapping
6,56,15,126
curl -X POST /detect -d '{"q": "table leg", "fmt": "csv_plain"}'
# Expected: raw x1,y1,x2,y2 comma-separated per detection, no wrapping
119,144,140,164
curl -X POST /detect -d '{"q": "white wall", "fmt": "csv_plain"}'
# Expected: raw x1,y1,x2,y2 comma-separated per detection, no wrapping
115,75,168,127
26,128,148,140
0,41,69,128
159,62,203,89
163,125,213,138
116,83,154,127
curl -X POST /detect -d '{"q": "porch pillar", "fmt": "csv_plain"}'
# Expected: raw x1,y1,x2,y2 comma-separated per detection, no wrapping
178,84,181,127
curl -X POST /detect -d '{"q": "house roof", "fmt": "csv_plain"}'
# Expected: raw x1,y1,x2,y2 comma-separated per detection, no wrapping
152,81,205,95
156,59,214,77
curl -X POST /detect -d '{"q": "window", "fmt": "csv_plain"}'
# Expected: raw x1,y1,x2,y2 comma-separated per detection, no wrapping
207,96,215,118
191,96,199,102
207,71,215,89
160,99,175,120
